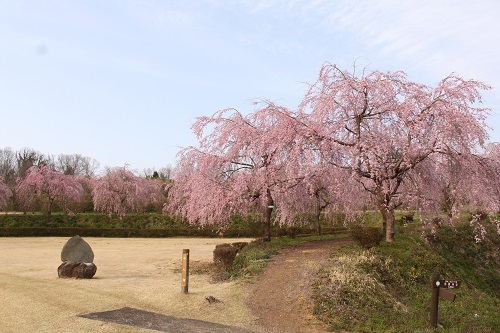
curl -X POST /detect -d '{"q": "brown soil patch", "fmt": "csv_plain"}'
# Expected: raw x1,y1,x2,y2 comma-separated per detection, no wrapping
247,238,353,333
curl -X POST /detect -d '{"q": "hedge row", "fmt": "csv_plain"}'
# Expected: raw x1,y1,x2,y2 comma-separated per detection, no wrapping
0,227,348,238
0,213,182,229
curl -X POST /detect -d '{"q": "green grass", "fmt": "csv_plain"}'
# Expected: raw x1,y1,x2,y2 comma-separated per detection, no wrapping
312,219,500,332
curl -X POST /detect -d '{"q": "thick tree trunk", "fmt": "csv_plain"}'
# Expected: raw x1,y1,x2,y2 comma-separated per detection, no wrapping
315,209,322,236
380,207,395,242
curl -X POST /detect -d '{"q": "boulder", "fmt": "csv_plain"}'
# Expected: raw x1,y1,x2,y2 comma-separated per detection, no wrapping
58,261,97,279
61,235,94,263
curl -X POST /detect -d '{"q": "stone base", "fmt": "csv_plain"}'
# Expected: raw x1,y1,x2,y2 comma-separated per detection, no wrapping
58,261,97,279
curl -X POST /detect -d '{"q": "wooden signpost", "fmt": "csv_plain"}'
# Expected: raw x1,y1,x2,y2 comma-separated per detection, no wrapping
430,272,461,328
181,249,190,294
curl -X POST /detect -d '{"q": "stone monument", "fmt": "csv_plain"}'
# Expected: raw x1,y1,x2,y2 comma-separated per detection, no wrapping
58,235,97,279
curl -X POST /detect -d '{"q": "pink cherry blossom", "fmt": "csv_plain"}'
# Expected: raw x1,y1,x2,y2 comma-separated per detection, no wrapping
91,166,163,219
166,102,305,241
300,64,495,241
15,165,84,214
166,63,498,243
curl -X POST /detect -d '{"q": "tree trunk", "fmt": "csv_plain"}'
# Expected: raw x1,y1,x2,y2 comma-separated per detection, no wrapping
263,207,272,242
442,185,454,223
380,207,395,242
47,200,53,215
315,209,321,236
263,190,274,242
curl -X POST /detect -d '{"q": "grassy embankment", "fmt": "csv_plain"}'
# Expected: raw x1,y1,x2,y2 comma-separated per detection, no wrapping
230,213,499,332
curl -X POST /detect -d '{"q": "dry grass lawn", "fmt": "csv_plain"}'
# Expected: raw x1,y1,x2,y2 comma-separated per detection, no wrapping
0,237,256,332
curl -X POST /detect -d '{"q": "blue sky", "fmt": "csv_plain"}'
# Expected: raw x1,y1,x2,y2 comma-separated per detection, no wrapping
1,0,499,172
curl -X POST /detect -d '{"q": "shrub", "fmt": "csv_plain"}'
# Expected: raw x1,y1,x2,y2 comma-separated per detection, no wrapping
231,242,248,251
213,243,240,272
349,226,384,249
399,212,414,226
470,209,489,221
400,213,414,223
286,226,299,238
430,217,444,227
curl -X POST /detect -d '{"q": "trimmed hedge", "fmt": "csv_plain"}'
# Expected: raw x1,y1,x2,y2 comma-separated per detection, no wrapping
0,227,207,237
0,226,348,238
0,213,182,229
0,213,348,238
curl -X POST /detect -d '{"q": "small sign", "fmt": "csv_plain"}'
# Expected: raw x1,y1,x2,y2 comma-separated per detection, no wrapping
439,288,456,302
440,280,461,289
430,272,461,328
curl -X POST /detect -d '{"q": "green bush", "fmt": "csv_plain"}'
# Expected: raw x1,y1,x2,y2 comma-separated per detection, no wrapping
349,226,385,249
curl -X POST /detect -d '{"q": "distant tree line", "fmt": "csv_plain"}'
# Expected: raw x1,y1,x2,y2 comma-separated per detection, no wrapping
0,147,171,216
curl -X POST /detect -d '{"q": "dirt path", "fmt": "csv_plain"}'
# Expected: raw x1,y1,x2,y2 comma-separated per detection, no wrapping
247,238,353,333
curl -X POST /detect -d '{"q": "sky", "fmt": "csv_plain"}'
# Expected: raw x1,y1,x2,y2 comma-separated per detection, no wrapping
1,0,499,173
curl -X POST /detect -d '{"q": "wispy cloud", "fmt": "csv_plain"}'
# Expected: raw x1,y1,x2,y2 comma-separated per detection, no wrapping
316,1,499,80
233,0,499,79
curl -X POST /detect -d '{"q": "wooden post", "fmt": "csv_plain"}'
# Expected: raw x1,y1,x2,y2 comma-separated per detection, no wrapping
430,271,440,328
181,249,189,294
